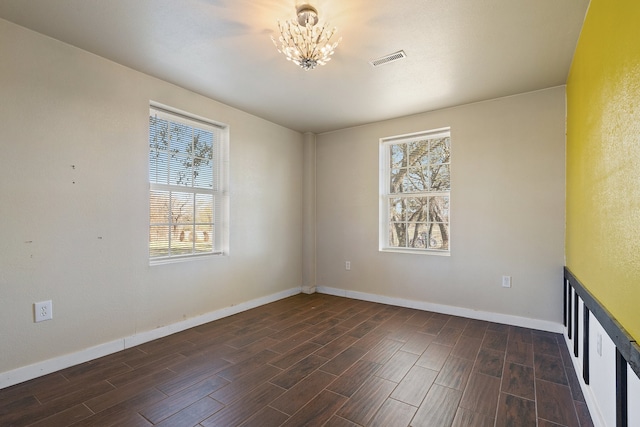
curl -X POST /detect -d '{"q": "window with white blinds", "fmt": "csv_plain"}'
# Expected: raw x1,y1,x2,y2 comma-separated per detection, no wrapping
149,105,227,261
380,128,451,255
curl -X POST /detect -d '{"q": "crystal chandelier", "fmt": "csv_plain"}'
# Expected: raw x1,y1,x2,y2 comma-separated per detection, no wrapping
271,4,341,70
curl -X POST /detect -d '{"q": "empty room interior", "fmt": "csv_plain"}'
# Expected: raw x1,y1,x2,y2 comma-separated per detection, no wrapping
0,1,639,426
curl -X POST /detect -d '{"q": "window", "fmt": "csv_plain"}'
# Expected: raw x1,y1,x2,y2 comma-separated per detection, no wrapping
148,105,228,261
380,128,451,254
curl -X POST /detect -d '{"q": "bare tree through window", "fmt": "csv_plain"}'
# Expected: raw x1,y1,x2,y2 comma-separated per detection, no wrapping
382,130,450,252
149,107,225,260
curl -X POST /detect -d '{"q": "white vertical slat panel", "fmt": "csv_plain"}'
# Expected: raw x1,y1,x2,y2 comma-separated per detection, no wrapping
588,312,617,427
629,368,640,427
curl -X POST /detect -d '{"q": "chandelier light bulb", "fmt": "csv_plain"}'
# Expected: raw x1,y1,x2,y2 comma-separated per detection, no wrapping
271,4,341,70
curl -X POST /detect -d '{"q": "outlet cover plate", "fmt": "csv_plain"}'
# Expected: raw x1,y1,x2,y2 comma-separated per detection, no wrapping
502,276,512,288
34,300,53,322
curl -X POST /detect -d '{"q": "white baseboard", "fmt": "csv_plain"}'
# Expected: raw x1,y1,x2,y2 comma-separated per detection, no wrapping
316,286,563,333
0,339,126,391
0,287,301,390
2,285,562,390
301,285,316,294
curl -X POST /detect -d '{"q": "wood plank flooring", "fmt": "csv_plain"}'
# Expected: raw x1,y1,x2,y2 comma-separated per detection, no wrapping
0,293,594,426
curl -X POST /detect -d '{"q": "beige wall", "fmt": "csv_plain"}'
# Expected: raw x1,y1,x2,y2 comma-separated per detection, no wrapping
0,16,567,381
0,19,303,374
316,87,566,324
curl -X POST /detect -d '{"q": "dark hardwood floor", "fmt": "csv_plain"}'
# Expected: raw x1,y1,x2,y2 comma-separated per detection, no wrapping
0,293,594,426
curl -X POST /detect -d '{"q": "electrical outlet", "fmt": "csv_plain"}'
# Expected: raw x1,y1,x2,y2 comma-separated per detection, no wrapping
345,261,351,271
34,300,53,322
501,275,512,288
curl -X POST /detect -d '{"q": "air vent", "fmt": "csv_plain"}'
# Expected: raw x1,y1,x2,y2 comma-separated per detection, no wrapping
369,50,407,67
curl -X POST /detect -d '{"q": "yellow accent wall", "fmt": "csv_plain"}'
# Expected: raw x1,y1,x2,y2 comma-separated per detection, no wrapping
566,0,640,341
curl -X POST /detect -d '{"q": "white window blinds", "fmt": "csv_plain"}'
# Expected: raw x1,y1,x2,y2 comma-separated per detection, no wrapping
149,106,227,260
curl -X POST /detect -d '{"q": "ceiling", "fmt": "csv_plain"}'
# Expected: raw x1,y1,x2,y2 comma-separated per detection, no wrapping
0,0,589,134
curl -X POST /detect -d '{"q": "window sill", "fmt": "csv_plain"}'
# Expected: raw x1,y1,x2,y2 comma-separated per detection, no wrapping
379,247,450,256
149,252,225,266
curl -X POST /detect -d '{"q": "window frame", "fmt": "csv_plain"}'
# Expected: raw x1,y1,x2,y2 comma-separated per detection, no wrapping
148,103,229,264
379,127,451,255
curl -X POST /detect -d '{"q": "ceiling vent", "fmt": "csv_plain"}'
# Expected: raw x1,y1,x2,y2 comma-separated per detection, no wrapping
369,50,407,67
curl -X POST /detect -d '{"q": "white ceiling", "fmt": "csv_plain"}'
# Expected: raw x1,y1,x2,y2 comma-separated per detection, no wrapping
0,0,589,134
